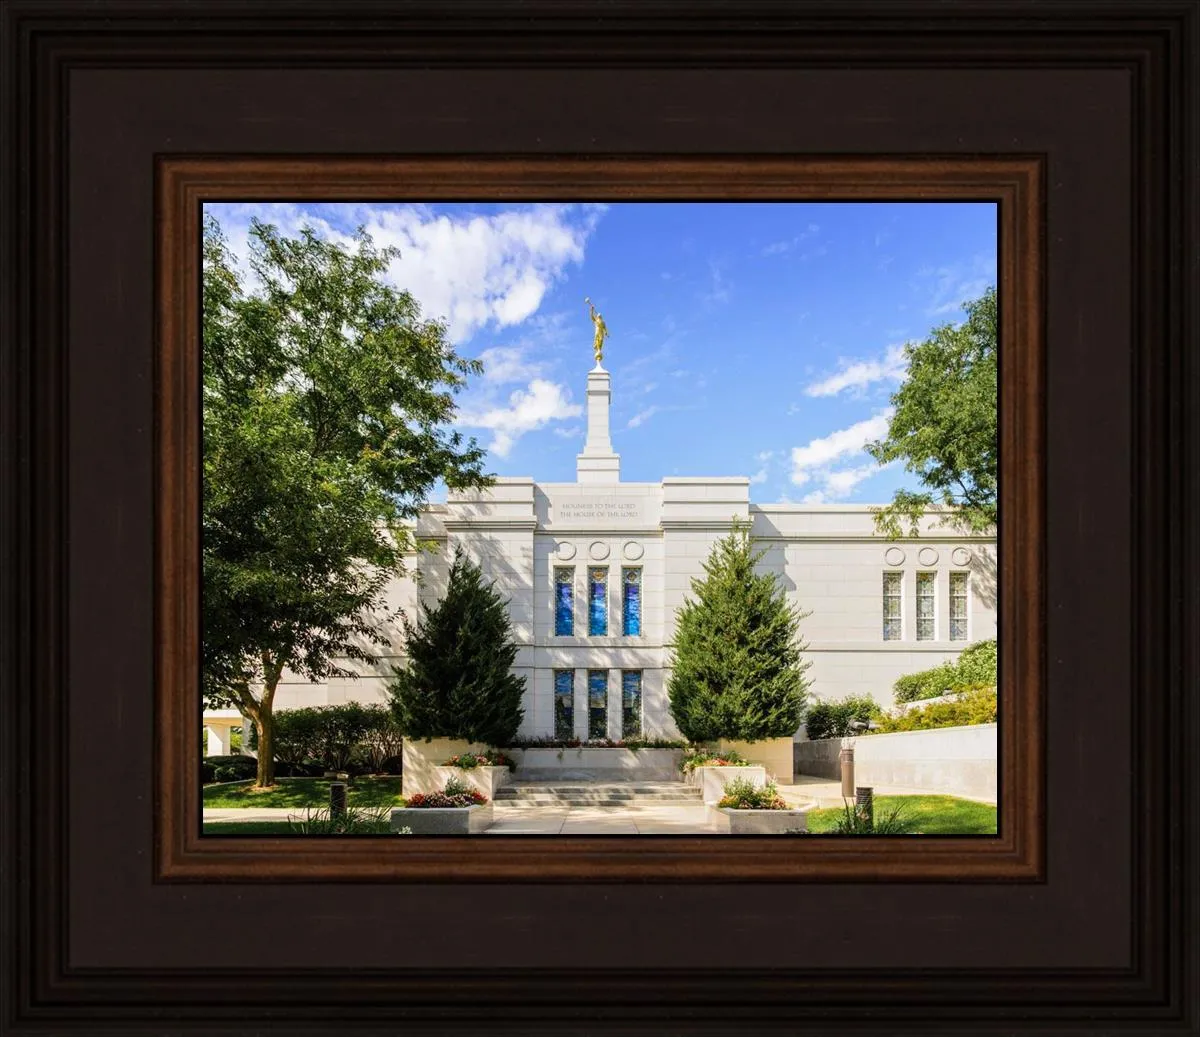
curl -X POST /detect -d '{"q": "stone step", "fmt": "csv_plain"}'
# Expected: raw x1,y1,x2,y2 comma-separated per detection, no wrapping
494,781,703,806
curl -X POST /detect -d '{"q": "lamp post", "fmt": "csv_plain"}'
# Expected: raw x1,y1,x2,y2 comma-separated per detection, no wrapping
841,719,870,798
839,742,855,798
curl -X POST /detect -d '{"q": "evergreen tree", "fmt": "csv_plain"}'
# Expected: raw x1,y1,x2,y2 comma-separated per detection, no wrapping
667,522,811,742
388,550,526,745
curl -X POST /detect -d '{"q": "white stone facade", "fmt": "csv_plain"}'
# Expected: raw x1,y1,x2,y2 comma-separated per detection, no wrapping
217,361,997,742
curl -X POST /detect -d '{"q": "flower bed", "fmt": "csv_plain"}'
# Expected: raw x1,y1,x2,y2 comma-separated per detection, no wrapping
390,778,493,834
406,787,488,809
680,747,751,774
444,750,516,771
707,776,813,834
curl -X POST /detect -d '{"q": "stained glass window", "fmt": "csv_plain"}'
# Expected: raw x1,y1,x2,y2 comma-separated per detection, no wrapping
950,571,968,641
622,568,642,637
554,567,574,636
554,670,575,739
883,572,902,641
621,671,643,738
588,567,608,636
588,670,608,740
916,572,936,641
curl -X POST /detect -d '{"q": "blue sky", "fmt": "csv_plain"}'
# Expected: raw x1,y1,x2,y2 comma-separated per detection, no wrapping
205,201,996,504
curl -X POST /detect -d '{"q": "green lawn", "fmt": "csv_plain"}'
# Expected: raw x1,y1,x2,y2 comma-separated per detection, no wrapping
805,795,998,835
202,776,404,810
203,820,393,836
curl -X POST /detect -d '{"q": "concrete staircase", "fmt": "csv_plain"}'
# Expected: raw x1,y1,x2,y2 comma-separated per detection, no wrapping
494,780,703,808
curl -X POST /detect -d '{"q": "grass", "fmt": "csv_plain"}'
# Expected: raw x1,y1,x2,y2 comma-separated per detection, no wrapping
805,795,997,835
201,776,404,810
203,819,393,836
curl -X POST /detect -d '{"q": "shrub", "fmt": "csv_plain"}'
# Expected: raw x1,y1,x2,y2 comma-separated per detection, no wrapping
803,695,883,741
892,638,997,703
204,754,257,781
717,777,788,811
668,522,811,742
955,638,998,686
405,776,488,809
830,799,918,835
288,804,391,835
389,550,526,746
272,703,404,775
680,747,749,774
445,750,516,772
201,761,216,784
874,686,997,733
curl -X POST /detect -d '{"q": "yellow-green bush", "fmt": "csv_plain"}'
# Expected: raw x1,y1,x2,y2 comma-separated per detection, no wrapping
874,686,997,732
892,638,997,703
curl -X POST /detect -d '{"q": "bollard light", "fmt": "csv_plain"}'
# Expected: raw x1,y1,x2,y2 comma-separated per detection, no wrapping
329,781,347,819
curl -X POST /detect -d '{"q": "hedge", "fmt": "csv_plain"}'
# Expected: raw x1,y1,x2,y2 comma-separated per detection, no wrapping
804,696,883,741
892,638,997,703
874,686,997,732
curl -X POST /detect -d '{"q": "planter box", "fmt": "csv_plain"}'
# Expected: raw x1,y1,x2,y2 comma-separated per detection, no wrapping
708,803,813,835
687,764,768,803
718,737,795,785
431,764,511,801
402,737,487,797
391,802,493,835
509,747,683,782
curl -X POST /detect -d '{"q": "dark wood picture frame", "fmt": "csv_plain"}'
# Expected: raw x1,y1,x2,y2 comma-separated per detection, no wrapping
3,2,1196,1034
158,155,1042,883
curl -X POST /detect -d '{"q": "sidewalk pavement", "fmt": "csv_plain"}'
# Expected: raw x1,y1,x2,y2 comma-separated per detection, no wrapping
202,778,995,832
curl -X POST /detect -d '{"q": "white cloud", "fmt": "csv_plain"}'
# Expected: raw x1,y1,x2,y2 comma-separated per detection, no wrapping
789,412,895,500
790,411,892,480
917,252,996,318
700,261,731,305
204,201,603,345
803,343,909,398
626,406,660,430
762,223,820,256
821,464,879,498
475,345,543,385
457,378,582,458
749,467,769,486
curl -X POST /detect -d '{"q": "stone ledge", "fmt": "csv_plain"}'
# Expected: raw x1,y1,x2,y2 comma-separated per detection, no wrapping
391,802,493,834
707,803,813,835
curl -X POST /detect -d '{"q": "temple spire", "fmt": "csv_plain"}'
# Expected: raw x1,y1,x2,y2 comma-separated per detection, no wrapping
577,300,620,483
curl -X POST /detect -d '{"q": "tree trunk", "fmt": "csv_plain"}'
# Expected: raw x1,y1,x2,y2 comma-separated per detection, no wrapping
254,709,276,789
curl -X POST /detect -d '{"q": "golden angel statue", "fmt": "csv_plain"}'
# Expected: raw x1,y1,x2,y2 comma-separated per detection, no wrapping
585,297,608,365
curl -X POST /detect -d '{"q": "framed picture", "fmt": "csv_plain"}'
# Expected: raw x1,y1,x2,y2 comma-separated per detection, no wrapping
3,2,1196,1034
161,157,1039,881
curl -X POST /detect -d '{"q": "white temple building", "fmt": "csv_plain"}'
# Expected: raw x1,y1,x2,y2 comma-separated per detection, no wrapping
203,356,997,753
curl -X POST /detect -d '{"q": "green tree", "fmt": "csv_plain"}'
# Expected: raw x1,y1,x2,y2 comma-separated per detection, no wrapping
667,522,812,742
867,286,997,538
388,549,526,746
202,215,489,788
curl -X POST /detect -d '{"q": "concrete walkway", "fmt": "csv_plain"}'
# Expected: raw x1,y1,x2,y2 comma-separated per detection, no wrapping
485,802,713,835
205,808,322,823
203,778,994,832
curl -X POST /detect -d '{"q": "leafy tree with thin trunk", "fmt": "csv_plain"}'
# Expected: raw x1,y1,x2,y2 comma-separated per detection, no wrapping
201,215,489,788
667,522,811,742
388,549,526,746
866,285,998,538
